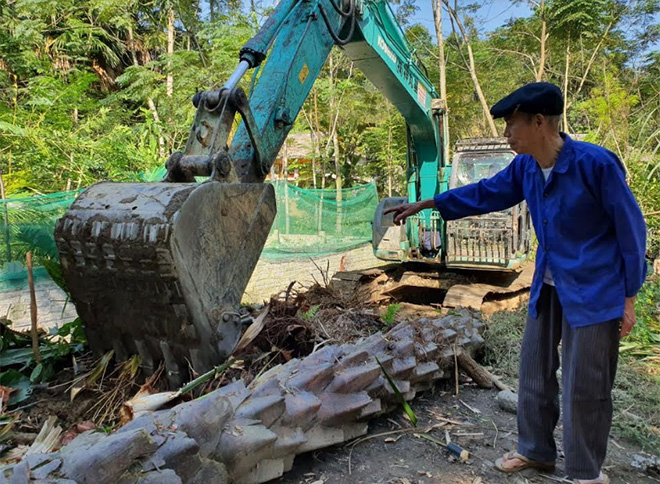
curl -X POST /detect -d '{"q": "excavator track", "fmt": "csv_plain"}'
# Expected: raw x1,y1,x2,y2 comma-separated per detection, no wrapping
331,262,534,312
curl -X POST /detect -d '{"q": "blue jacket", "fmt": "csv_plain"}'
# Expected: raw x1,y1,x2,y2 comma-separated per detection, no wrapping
434,134,647,327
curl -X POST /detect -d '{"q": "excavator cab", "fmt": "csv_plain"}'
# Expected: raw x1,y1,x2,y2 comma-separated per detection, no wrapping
445,138,531,270
372,138,531,270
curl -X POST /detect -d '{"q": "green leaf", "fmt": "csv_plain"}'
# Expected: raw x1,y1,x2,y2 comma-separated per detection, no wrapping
30,363,43,383
375,356,417,426
0,370,33,406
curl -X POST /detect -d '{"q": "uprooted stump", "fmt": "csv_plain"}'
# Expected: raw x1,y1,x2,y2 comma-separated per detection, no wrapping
0,311,484,484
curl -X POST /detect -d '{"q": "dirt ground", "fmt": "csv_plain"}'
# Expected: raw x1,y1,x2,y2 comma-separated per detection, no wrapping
277,383,660,484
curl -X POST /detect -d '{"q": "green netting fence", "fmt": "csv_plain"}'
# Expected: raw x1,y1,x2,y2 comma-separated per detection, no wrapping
0,180,378,291
264,181,378,259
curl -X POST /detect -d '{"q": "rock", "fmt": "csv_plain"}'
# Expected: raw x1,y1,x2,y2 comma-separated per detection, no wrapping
25,453,50,469
280,392,321,430
215,423,278,477
117,469,182,484
236,395,286,427
31,480,77,484
36,314,489,484
496,390,518,414
59,430,105,451
235,458,284,484
631,453,660,474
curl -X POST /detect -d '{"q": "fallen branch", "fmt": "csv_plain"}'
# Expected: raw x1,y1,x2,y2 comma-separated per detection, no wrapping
456,349,511,392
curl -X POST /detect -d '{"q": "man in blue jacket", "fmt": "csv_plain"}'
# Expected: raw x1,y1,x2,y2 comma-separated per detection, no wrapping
386,82,647,484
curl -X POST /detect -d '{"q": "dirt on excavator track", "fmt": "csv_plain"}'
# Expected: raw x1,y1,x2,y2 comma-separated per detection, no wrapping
330,262,534,316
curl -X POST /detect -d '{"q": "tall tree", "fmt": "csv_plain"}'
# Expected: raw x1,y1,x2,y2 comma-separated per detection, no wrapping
442,0,498,137
432,0,451,163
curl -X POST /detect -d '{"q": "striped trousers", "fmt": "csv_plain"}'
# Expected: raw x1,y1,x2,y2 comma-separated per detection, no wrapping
517,284,620,480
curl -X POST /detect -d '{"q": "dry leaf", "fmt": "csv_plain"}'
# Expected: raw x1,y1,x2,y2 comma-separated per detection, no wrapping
0,445,28,465
120,390,179,425
230,360,245,370
234,306,270,353
70,350,114,402
384,437,397,443
0,385,14,413
27,416,62,454
61,421,95,446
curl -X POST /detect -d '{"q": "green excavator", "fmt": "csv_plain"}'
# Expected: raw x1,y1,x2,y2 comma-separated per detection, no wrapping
55,0,531,385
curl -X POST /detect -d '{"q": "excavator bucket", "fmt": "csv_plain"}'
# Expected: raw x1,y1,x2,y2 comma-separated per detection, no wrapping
55,181,276,385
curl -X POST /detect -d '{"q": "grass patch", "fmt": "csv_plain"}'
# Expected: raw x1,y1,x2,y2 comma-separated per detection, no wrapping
383,303,400,325
482,306,527,380
612,357,660,452
481,281,660,452
621,276,660,361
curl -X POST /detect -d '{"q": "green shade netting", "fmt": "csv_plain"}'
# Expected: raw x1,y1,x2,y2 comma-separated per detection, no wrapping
0,180,378,290
263,181,378,260
0,191,82,290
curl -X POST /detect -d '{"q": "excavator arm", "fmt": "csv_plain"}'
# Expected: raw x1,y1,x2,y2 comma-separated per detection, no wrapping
165,0,446,189
54,0,448,385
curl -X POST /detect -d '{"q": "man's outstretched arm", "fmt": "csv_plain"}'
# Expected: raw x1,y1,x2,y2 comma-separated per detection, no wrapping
385,158,526,225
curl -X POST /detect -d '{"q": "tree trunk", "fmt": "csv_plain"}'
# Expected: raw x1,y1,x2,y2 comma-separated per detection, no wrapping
333,131,341,198
283,142,290,234
332,130,343,235
328,55,343,203
167,7,175,99
387,123,393,197
313,90,322,190
536,0,547,81
432,0,451,165
209,0,215,21
443,0,498,137
0,169,11,263
128,25,165,159
566,21,613,111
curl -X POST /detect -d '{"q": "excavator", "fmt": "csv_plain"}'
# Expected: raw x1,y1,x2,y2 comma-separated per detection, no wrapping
54,0,531,385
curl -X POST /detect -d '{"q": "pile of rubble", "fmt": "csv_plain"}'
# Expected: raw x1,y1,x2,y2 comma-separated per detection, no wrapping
0,311,485,484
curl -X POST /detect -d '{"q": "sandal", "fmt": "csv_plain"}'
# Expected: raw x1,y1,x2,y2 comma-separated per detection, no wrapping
494,451,556,474
573,472,610,484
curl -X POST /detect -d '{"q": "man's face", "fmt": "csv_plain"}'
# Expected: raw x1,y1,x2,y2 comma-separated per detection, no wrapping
503,112,539,154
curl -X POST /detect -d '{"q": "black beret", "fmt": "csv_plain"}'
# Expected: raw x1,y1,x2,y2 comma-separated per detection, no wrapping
490,82,563,119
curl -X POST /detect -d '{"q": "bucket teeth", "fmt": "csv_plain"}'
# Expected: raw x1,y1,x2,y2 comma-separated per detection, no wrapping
55,181,276,385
